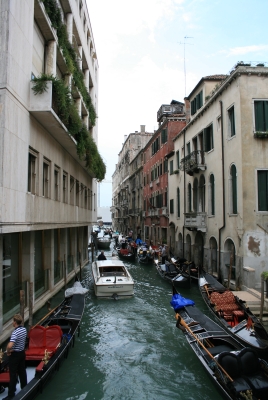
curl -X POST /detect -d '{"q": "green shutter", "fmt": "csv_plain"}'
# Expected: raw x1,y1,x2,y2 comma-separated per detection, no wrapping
258,170,268,211
176,151,180,169
231,165,237,214
177,188,180,217
210,174,215,215
200,91,203,107
255,101,264,131
170,199,174,213
265,102,268,131
230,107,236,137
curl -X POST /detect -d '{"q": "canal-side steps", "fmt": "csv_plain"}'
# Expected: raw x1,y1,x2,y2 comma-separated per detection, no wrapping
233,289,268,323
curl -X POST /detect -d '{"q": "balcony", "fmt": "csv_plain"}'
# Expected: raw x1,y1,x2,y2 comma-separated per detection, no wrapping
180,150,206,176
157,102,184,122
155,177,160,185
149,182,153,188
148,209,159,217
184,212,207,232
159,207,169,217
128,208,141,216
29,81,88,168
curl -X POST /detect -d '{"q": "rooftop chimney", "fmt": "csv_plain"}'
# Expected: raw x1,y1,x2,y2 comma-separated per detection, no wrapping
140,125,145,133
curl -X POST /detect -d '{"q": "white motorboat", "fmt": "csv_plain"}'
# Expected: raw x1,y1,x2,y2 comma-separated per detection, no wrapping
92,259,134,298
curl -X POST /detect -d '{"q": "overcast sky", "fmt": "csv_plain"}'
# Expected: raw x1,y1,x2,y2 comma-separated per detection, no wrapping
86,0,268,207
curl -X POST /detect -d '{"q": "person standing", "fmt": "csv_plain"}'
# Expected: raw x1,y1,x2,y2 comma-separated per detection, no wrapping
4,314,27,399
97,251,107,260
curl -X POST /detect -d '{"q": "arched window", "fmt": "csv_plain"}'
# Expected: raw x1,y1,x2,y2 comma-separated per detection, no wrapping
187,183,192,212
209,174,215,216
177,187,180,218
230,165,237,214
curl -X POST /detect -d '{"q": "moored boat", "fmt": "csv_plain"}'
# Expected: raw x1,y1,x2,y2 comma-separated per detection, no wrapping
115,241,136,261
170,287,268,400
154,258,191,287
199,271,268,360
92,259,134,298
0,281,88,400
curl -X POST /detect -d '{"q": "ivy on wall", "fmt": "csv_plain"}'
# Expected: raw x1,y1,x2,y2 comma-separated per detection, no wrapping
34,1,105,180
32,74,105,181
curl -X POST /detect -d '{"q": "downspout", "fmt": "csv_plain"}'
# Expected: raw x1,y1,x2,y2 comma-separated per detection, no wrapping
219,100,225,282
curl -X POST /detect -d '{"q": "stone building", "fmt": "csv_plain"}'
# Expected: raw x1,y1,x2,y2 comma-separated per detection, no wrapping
0,0,103,341
169,62,268,290
142,101,186,246
111,126,153,236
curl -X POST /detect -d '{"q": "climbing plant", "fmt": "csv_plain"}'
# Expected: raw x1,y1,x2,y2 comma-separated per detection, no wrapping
32,74,106,181
40,0,97,126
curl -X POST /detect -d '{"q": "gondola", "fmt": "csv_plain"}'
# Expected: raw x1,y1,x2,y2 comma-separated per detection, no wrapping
154,258,191,287
137,244,155,264
0,281,88,400
115,242,136,262
199,271,268,360
170,286,268,400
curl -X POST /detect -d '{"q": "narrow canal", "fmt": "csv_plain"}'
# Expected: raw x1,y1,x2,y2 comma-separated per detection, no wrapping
36,247,221,400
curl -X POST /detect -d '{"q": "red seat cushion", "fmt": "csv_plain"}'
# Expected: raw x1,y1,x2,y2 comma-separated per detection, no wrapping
0,372,10,383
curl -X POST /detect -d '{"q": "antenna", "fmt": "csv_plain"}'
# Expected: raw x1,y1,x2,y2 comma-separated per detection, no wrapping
178,36,193,97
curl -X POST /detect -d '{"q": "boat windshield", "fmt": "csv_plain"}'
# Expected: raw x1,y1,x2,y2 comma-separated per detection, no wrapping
99,267,126,277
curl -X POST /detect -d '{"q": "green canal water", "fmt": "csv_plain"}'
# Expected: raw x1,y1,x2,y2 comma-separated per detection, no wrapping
36,248,223,400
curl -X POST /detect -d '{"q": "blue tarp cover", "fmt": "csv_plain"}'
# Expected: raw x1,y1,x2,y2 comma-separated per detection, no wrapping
170,293,195,310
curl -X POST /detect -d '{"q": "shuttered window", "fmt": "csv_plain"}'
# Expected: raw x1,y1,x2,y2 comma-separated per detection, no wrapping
176,150,180,169
161,129,167,144
204,124,214,151
177,188,180,217
258,170,268,211
188,183,192,212
255,101,268,132
231,165,237,214
170,199,174,214
210,174,215,215
228,106,236,137
170,160,174,174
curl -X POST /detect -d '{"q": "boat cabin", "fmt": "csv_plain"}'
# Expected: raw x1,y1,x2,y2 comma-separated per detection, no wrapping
99,266,126,277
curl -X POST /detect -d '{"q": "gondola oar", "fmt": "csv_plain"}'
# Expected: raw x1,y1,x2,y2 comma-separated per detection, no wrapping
31,304,60,330
175,312,233,382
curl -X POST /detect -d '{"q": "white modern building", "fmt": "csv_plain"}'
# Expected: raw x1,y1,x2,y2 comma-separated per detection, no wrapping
0,0,104,342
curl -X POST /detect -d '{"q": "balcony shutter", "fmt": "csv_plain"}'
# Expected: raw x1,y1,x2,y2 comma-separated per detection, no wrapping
258,170,268,211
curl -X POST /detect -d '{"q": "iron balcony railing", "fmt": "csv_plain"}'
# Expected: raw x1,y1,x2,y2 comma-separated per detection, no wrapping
180,150,206,175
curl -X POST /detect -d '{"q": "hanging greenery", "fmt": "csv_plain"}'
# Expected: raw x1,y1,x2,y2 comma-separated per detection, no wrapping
40,0,97,126
32,74,106,181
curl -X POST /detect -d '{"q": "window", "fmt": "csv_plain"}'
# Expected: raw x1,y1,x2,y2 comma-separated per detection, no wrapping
257,170,268,211
228,106,236,137
170,160,174,174
54,167,59,201
43,159,50,198
161,128,167,144
204,124,214,151
187,142,191,155
187,183,192,212
191,90,203,115
70,176,75,205
76,181,80,206
63,172,68,203
177,188,180,218
254,100,268,132
176,151,180,169
210,174,215,216
28,150,38,194
170,199,174,214
160,162,163,175
164,159,168,173
230,165,237,214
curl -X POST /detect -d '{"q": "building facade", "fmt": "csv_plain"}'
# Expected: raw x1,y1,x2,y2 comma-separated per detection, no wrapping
0,0,103,342
170,63,268,290
111,126,153,236
142,101,186,246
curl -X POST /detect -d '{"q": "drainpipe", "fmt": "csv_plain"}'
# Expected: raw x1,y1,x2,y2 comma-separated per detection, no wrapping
219,100,225,282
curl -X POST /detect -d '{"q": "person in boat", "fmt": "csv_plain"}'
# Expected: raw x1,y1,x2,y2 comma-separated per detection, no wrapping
161,245,168,264
4,314,27,400
97,251,107,260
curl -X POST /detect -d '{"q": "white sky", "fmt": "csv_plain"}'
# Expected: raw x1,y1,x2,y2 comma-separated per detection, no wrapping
86,0,268,206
